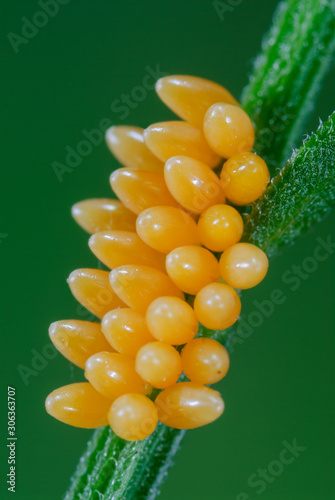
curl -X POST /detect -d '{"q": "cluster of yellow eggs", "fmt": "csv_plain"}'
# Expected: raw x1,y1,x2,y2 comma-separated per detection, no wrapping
45,75,270,441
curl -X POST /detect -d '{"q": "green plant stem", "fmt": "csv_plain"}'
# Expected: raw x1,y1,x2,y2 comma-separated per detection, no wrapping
241,0,335,174
64,425,185,500
244,112,335,257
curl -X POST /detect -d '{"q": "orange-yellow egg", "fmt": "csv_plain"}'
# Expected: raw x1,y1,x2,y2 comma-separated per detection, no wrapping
155,382,224,429
197,204,244,252
219,242,269,289
105,125,164,172
89,230,165,272
143,121,220,167
136,206,200,254
204,103,254,158
146,296,198,345
102,308,154,357
181,338,230,385
49,320,112,369
108,393,158,441
164,156,225,214
109,265,184,313
165,245,220,295
67,269,126,319
110,168,178,215
220,152,270,205
45,382,111,428
71,198,137,234
155,75,238,128
194,283,241,330
135,342,182,389
85,351,150,399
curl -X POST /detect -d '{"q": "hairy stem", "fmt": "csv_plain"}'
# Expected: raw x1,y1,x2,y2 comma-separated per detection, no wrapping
241,0,335,174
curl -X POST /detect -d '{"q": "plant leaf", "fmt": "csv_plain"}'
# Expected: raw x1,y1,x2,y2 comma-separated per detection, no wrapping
241,0,335,174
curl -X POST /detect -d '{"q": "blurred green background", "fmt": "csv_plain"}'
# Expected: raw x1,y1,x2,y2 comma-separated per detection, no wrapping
1,1,335,499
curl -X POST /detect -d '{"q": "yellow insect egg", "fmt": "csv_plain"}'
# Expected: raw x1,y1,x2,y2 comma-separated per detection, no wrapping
135,342,182,389
108,393,158,441
67,269,126,319
88,230,166,272
102,308,154,357
85,351,150,399
45,382,111,428
155,75,238,128
197,204,244,252
164,156,226,214
181,338,230,385
143,121,220,167
71,198,137,234
165,245,220,295
145,296,198,345
194,283,241,330
155,382,224,429
105,125,164,172
219,242,269,289
203,103,254,158
110,168,178,215
136,206,200,254
220,152,270,205
49,320,112,369
109,265,184,313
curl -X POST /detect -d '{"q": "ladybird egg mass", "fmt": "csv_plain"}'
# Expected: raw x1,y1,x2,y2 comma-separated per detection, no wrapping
46,74,269,441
